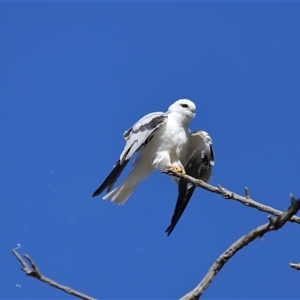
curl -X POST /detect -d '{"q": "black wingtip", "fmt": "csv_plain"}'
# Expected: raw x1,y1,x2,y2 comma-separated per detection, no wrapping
92,189,101,197
165,225,174,236
91,159,128,199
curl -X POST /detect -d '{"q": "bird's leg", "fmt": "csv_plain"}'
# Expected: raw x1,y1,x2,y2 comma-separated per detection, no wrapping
168,164,186,174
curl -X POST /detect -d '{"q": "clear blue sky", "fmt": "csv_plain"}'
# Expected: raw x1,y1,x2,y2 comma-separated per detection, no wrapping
1,2,300,299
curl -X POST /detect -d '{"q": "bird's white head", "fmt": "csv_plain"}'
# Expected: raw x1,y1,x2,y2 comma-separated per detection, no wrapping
168,99,196,121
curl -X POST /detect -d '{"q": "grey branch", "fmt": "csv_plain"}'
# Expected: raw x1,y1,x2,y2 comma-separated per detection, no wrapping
162,170,300,224
12,249,96,300
180,195,300,300
289,263,300,270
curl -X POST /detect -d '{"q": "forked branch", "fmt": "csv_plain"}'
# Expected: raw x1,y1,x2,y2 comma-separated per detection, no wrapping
162,170,300,224
13,170,300,300
12,249,95,300
180,194,300,300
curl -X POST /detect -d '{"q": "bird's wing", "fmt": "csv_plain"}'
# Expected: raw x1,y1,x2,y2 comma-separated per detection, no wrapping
120,111,168,163
92,111,168,197
166,131,214,235
92,159,129,197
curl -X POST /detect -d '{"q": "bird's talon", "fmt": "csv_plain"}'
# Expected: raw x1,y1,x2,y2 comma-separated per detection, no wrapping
169,165,185,174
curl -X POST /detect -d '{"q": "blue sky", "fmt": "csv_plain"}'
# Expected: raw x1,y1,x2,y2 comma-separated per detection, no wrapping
1,2,300,299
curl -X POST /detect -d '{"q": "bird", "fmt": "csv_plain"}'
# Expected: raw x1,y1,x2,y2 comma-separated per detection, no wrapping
92,99,196,205
165,130,214,235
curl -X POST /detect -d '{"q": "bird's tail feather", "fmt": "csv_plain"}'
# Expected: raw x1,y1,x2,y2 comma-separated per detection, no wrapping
103,184,138,205
103,159,152,205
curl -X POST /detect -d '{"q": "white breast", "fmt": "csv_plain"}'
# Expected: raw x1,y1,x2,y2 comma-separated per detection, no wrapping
138,112,190,170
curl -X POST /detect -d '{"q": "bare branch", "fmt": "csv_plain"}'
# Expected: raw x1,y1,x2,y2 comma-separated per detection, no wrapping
161,170,300,224
180,195,300,300
12,249,96,300
289,263,300,270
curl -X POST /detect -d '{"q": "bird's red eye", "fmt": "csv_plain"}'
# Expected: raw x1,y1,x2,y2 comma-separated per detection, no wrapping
180,104,188,108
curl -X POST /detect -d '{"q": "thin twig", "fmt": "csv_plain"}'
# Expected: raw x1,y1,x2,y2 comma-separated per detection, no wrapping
12,249,96,300
244,187,250,200
180,195,300,300
161,170,300,224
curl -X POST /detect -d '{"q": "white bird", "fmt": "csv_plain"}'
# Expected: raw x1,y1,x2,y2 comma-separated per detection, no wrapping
166,130,214,235
92,99,196,205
